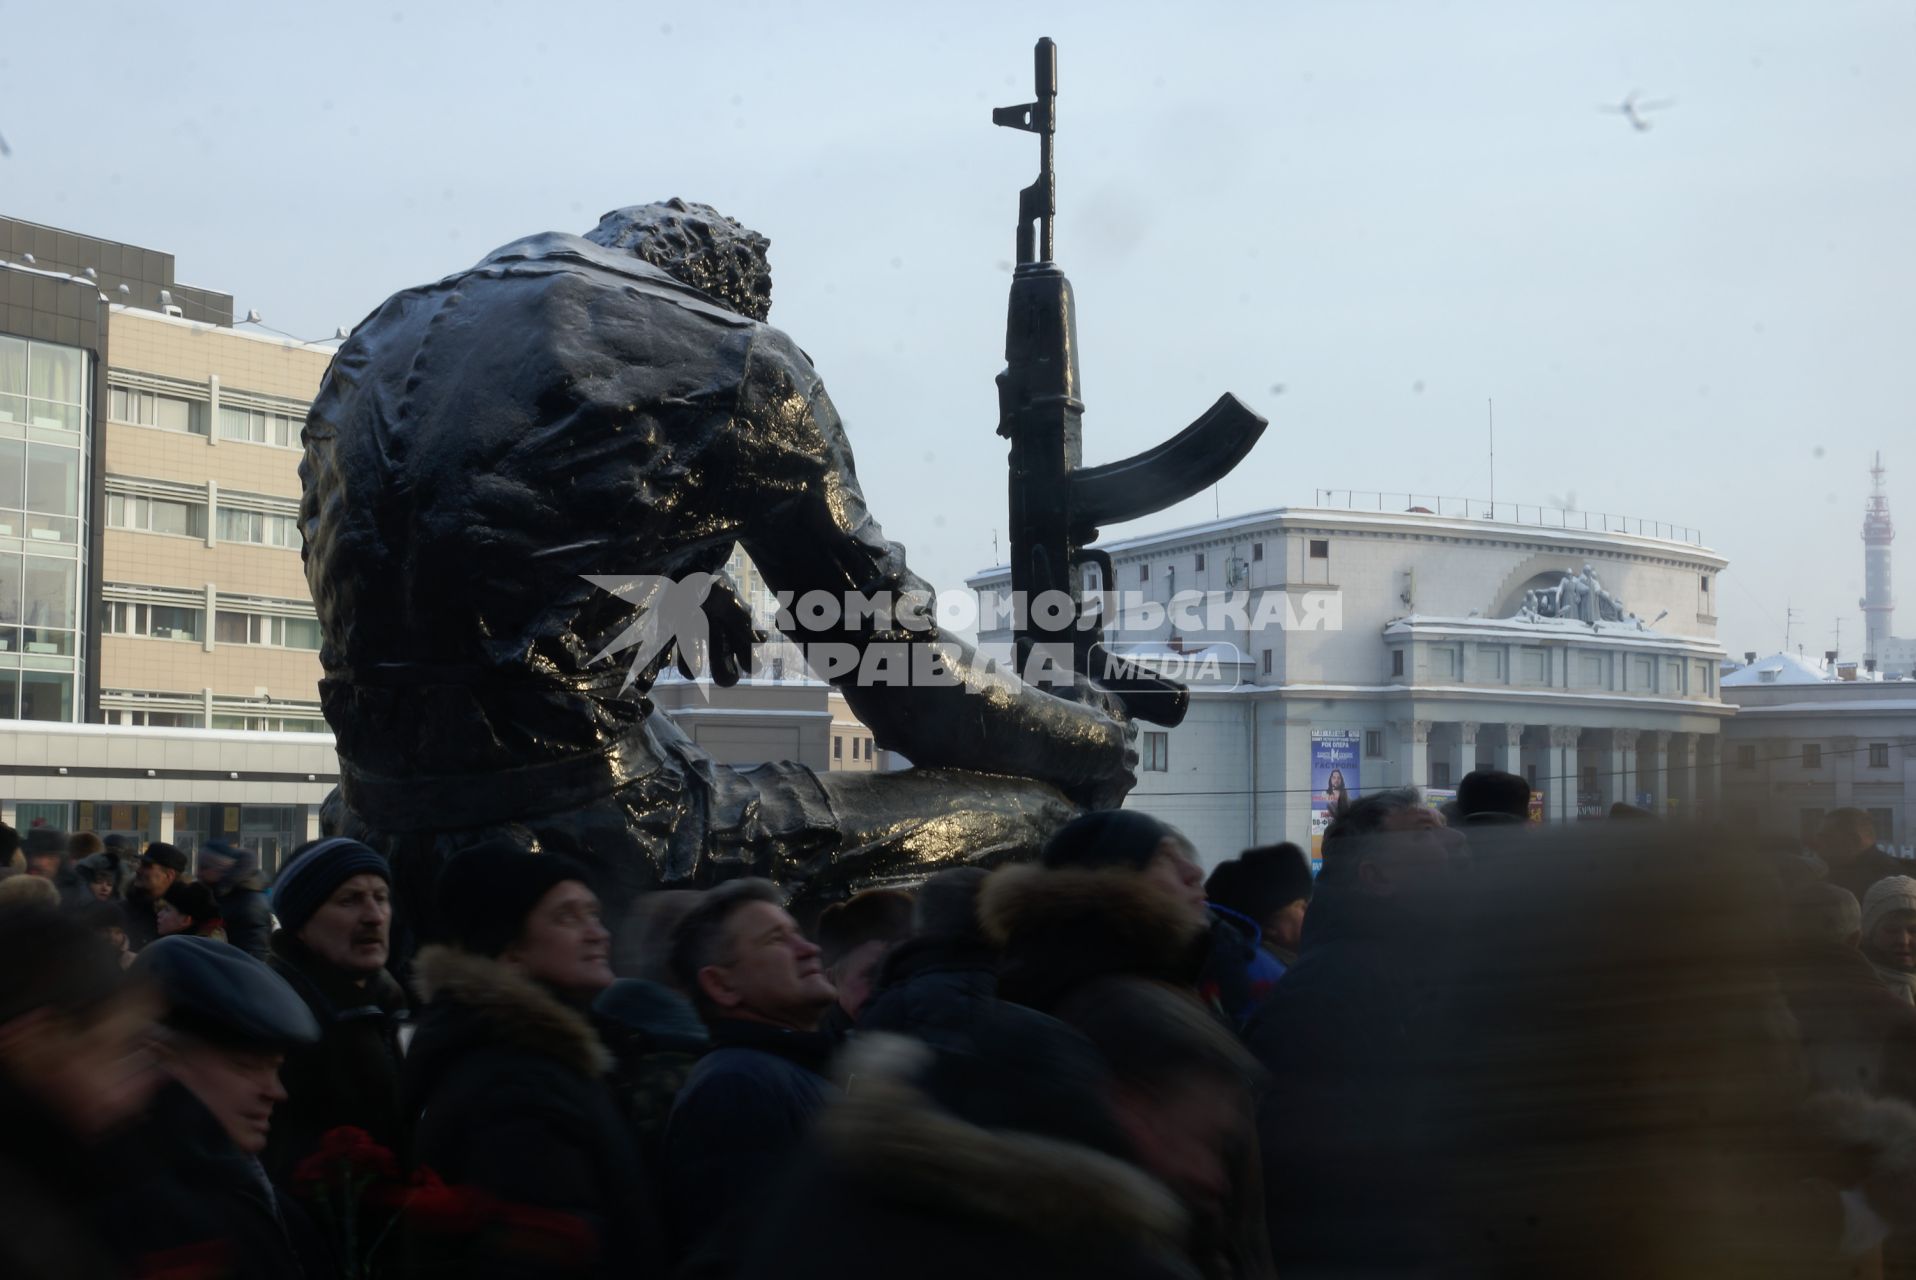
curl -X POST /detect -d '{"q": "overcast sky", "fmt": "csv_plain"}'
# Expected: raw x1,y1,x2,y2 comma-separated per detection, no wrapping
6,0,1912,660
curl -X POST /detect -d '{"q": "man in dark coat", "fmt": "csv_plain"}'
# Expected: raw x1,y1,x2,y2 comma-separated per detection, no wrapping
262,837,408,1184
1247,788,1457,1273
813,887,913,1037
125,841,189,952
22,827,91,911
666,877,842,1279
858,866,1000,1053
1821,808,1910,904
298,199,1132,935
125,935,326,1279
403,840,654,1279
198,839,274,961
0,902,164,1280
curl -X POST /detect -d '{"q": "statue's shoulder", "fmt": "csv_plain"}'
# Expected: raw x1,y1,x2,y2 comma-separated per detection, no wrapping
470,233,757,331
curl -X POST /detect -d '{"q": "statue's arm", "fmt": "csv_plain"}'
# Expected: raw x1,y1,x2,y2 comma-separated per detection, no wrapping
728,340,1131,806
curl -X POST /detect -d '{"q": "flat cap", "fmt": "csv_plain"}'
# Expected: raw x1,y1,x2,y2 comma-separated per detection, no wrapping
140,842,190,873
136,935,319,1050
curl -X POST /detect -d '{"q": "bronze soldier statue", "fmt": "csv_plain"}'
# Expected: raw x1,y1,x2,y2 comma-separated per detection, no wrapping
301,199,1135,934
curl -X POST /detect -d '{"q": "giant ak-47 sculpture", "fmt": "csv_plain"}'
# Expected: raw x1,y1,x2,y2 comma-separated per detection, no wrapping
994,38,1268,727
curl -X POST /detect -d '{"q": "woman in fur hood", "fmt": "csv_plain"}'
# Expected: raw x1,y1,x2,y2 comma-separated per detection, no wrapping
742,981,1264,1280
401,840,658,1278
979,810,1260,1024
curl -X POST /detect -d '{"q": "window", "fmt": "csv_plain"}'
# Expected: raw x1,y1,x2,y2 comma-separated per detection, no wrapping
1870,743,1891,769
1580,765,1598,793
1700,574,1711,595
110,387,208,435
1431,762,1452,788
1365,730,1383,758
1195,552,1206,571
1142,731,1169,772
1262,650,1273,674
1391,649,1404,676
1309,539,1329,559
1,339,85,433
1737,744,1757,770
108,493,207,539
1802,743,1822,769
105,600,204,642
216,507,300,548
1139,563,1149,582
218,405,301,448
834,735,843,760
214,611,322,650
1252,542,1263,562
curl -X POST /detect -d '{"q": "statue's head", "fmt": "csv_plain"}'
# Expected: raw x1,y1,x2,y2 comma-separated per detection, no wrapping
586,199,773,322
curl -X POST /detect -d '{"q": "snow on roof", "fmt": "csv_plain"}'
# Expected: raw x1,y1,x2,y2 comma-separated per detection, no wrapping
1721,651,1832,687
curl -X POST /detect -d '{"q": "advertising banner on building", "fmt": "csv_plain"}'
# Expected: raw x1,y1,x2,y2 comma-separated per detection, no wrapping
1309,730,1361,868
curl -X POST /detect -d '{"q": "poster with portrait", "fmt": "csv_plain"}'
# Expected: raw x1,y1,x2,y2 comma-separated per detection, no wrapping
1309,730,1361,868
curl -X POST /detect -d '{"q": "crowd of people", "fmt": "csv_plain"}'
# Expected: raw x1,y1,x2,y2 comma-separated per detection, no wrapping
2,782,1916,1278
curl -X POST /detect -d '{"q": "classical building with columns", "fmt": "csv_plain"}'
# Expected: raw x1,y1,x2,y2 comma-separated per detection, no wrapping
970,495,1731,866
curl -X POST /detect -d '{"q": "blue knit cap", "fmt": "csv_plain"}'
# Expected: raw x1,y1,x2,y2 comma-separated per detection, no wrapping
272,838,389,934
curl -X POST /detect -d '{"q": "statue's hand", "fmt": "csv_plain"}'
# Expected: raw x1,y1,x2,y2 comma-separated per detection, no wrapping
1060,670,1138,811
677,580,759,686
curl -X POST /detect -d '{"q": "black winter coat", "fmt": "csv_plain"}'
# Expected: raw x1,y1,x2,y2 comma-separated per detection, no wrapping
1245,886,1440,1271
123,884,161,951
120,1081,323,1280
263,929,408,1185
0,1074,127,1279
665,1017,839,1279
855,934,998,1052
1831,846,1914,905
403,945,657,1280
741,1031,1200,1280
215,877,274,961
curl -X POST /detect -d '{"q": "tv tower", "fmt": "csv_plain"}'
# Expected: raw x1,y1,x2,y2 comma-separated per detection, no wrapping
1862,452,1894,667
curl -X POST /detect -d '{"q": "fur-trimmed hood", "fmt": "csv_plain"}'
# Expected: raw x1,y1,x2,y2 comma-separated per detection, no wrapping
979,863,1209,1014
824,1033,1188,1253
411,943,611,1077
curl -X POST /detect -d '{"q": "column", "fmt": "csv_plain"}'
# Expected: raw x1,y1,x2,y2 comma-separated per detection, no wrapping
1608,729,1638,810
1392,718,1431,791
1671,733,1698,817
0,800,14,831
157,803,176,847
1699,735,1723,817
302,803,322,843
1456,721,1479,783
1498,723,1525,777
1549,726,1580,823
1647,731,1670,813
207,374,220,448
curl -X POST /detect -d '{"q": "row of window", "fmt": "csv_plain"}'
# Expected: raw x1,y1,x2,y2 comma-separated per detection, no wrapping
1736,742,1898,770
109,387,305,449
1135,541,1270,583
103,600,321,650
833,735,874,761
106,493,299,547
